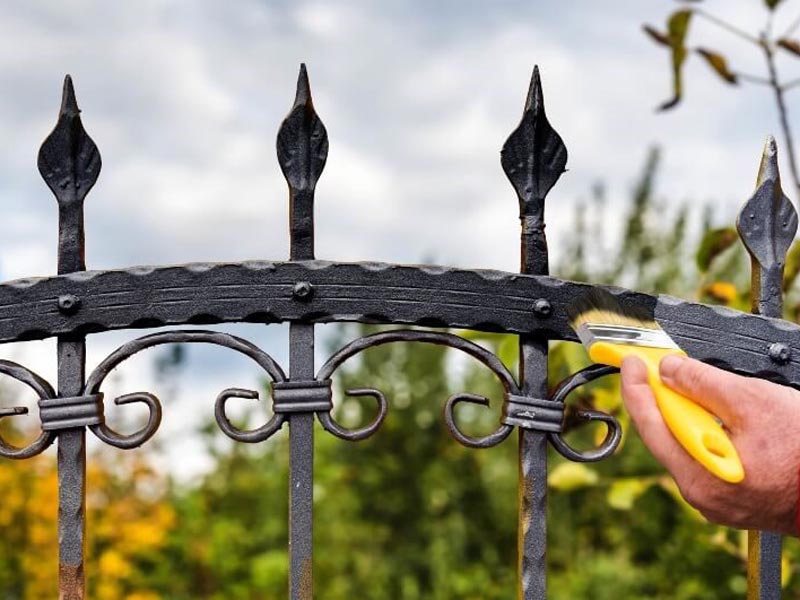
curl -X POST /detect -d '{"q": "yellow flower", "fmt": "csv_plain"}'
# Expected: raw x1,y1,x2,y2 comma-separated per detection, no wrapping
703,281,738,304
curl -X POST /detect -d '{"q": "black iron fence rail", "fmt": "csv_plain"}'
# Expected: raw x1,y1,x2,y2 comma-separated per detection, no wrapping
0,64,793,599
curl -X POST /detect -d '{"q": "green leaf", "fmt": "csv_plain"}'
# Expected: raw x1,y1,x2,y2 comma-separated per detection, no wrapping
695,48,738,84
607,478,656,510
777,38,800,57
642,25,670,47
659,10,693,111
695,227,738,272
548,462,599,492
497,334,519,370
783,240,800,291
765,0,784,10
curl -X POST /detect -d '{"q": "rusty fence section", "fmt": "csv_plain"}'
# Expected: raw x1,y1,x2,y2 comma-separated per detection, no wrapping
0,65,796,599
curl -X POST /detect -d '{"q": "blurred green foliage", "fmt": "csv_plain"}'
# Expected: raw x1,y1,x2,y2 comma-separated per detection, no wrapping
2,148,800,598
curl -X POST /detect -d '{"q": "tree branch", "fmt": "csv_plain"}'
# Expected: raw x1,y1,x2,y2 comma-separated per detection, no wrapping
736,72,772,86
782,14,800,39
762,42,800,200
695,9,762,46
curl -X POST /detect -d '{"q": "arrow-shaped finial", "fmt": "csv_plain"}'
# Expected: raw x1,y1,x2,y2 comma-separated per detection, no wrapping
60,74,80,118
38,75,101,273
524,65,542,114
737,136,798,316
293,63,312,109
737,136,797,273
277,64,329,260
501,65,567,220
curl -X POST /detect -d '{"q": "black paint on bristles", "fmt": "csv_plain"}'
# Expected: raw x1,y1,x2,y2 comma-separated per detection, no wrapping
567,288,660,331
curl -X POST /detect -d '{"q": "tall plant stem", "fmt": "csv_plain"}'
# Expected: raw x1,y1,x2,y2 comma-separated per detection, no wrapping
762,39,800,201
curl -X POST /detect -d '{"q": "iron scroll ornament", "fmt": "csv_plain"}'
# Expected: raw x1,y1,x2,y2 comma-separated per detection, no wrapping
0,328,623,461
315,329,516,447
314,329,622,462
82,330,288,449
0,360,58,459
547,364,622,462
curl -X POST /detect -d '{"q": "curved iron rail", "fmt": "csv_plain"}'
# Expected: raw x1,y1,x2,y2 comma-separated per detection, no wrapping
0,263,797,387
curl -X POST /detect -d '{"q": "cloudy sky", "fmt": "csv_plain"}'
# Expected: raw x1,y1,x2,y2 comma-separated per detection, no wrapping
0,0,797,476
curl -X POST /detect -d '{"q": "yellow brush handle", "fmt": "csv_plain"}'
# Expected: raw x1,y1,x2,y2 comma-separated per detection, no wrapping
589,342,744,484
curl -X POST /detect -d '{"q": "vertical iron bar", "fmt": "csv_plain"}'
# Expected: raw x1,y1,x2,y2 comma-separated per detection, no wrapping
737,137,797,600
517,340,548,600
56,341,86,600
57,210,87,599
517,176,551,600
37,75,101,600
290,189,315,260
277,64,328,600
288,323,315,599
501,67,567,600
55,110,89,600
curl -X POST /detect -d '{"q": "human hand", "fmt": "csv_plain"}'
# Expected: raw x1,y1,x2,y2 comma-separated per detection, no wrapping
620,354,800,535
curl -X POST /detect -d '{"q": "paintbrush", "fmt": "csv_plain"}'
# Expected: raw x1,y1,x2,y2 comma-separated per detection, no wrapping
567,288,744,483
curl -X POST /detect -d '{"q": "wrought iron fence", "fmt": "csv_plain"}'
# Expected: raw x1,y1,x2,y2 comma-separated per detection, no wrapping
0,64,798,599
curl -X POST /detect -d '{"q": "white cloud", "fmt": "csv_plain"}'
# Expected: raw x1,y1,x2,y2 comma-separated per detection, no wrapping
0,0,794,475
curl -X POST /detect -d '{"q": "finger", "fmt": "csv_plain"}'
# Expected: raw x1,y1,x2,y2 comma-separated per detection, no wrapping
658,355,746,427
621,356,705,482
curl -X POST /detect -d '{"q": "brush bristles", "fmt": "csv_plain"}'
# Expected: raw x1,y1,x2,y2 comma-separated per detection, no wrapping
567,289,679,350
567,288,661,331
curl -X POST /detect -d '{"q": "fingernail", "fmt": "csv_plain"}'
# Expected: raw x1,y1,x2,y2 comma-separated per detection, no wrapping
620,356,644,382
659,354,685,379
621,356,642,371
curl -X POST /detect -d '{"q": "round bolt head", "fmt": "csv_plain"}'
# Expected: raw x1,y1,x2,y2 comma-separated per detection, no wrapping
533,298,551,317
57,294,81,314
292,281,314,301
768,342,792,365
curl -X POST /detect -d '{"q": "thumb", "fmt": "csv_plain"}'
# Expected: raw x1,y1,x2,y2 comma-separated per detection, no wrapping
658,355,743,428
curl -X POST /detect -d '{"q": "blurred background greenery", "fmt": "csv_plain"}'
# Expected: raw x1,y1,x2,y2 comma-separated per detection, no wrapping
2,148,799,599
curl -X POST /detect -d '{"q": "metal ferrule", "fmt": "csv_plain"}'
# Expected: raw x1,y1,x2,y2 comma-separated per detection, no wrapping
576,323,680,350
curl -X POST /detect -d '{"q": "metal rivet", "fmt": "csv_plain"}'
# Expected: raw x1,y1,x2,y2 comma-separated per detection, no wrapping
533,298,551,317
292,281,314,301
57,294,81,314
768,342,792,365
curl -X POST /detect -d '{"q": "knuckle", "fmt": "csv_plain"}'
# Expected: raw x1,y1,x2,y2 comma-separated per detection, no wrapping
679,361,710,392
676,472,714,511
682,488,702,509
704,505,747,529
677,480,702,508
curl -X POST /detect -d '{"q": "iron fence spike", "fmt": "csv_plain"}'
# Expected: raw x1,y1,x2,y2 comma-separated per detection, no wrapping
60,75,79,117
737,137,798,276
38,75,101,211
740,136,792,600
755,135,779,189
294,63,312,109
501,66,567,223
523,65,541,114
277,64,328,260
